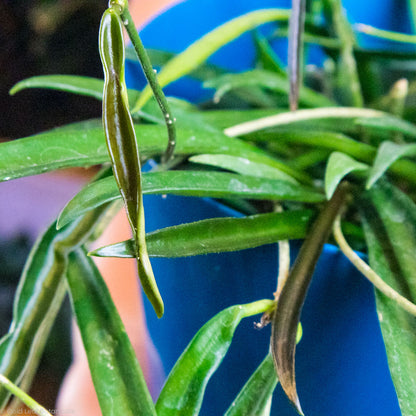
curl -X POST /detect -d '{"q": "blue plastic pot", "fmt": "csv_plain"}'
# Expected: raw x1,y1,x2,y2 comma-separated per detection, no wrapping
126,1,408,414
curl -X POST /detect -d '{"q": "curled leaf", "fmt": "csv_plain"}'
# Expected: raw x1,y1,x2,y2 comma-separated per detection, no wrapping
271,183,348,414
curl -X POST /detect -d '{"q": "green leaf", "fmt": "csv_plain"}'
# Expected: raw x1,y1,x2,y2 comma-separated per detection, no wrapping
132,9,291,111
0,206,110,410
89,210,314,258
155,300,274,416
10,75,140,105
362,181,416,416
66,249,156,416
203,70,334,108
271,184,348,415
224,353,278,416
325,152,368,199
366,141,416,189
354,116,416,140
224,107,416,140
58,171,323,228
253,32,286,76
0,120,304,182
190,154,299,183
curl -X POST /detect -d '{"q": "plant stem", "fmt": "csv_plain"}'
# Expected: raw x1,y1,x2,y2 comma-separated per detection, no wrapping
120,7,176,163
333,215,416,317
355,23,416,44
0,375,53,416
274,205,290,299
288,0,306,111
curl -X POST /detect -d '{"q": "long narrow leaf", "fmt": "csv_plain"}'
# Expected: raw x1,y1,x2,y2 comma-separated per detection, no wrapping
0,206,110,410
0,121,302,182
155,300,274,416
133,9,291,111
362,181,416,416
189,154,298,183
224,353,278,416
89,210,314,258
58,171,323,228
271,183,348,414
66,248,156,416
10,75,140,105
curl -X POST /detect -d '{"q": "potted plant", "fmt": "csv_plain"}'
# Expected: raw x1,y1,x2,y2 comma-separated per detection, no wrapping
1,0,416,415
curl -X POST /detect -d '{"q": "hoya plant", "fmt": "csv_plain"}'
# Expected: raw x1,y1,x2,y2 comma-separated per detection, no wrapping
1,0,416,415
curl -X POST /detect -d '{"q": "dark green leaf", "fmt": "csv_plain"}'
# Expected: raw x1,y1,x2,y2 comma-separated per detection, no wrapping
0,121,301,182
67,249,156,416
325,152,368,199
366,141,416,189
156,300,273,416
58,171,322,228
89,210,314,258
362,181,416,416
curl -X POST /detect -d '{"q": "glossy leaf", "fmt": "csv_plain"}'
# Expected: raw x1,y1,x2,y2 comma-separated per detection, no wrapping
366,141,416,189
362,181,416,416
133,9,291,111
190,154,299,183
0,206,110,410
203,70,333,108
354,116,416,140
66,248,156,416
271,184,348,414
224,353,278,416
10,75,140,105
156,300,274,416
89,210,314,258
0,121,297,182
325,152,368,199
58,171,322,228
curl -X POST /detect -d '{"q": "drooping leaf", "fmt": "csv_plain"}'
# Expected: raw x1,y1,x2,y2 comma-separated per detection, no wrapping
89,210,314,258
155,300,274,416
325,152,368,199
189,154,299,183
133,9,291,111
0,121,305,182
362,181,416,416
66,249,156,416
203,70,333,108
10,75,140,105
271,183,348,415
366,141,416,189
58,171,322,228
